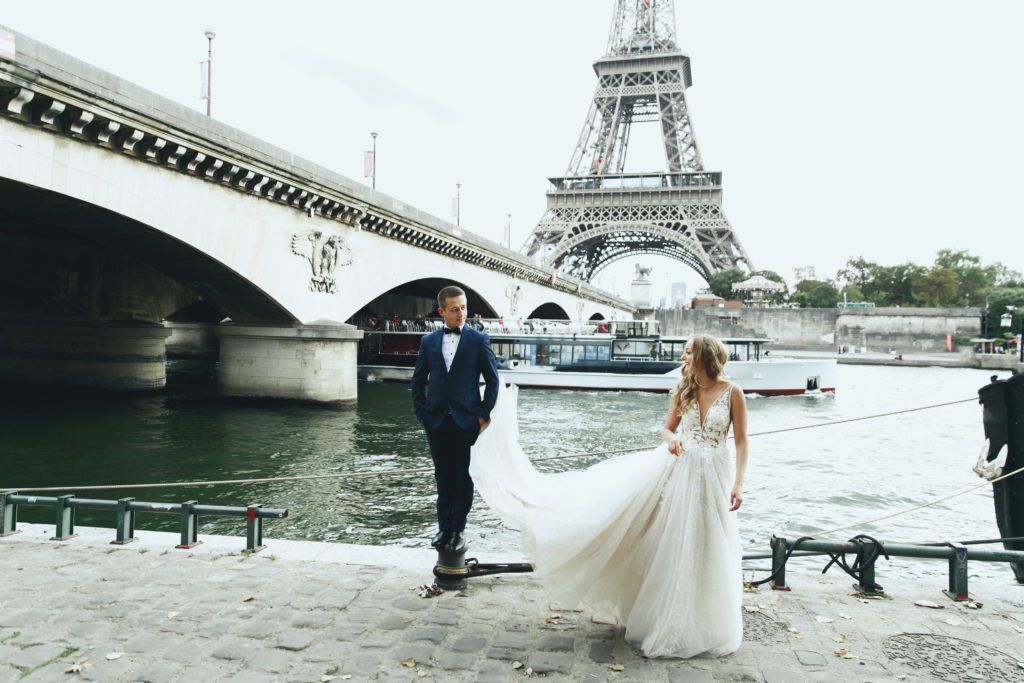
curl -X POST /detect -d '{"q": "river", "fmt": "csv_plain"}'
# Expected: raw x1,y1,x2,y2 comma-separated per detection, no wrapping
1,361,1015,582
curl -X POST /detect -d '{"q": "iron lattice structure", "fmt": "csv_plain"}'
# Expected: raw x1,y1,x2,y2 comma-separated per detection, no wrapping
522,0,752,282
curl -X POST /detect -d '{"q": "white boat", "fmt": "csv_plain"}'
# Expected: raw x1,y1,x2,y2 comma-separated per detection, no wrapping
357,318,835,396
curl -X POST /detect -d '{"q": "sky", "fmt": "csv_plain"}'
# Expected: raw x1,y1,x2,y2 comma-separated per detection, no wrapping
3,1,1023,304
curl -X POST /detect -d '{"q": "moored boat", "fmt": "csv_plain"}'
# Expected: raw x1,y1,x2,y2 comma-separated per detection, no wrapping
358,318,836,396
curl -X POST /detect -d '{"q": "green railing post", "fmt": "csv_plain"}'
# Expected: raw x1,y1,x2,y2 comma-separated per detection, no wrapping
52,494,76,541
855,537,883,595
176,500,201,549
771,535,790,591
245,504,265,553
0,491,18,537
944,542,970,601
112,497,136,545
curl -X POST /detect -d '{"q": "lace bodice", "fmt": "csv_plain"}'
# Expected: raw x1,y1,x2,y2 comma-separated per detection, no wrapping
678,382,733,453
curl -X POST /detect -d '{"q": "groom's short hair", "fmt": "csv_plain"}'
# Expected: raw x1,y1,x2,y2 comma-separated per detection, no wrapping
437,286,466,308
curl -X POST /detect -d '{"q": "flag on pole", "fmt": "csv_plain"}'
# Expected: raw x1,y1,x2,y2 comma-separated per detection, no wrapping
364,151,375,178
0,29,16,61
199,61,210,100
450,196,460,218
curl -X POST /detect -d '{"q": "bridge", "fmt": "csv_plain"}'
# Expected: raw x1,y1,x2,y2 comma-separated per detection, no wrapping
0,27,633,402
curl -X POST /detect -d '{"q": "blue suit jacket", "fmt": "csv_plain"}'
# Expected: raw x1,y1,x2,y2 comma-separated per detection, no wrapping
411,326,500,431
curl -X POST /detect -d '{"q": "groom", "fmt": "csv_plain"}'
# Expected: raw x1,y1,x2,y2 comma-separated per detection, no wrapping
411,285,500,553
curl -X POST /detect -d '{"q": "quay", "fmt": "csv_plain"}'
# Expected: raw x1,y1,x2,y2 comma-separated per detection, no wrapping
3,525,1024,682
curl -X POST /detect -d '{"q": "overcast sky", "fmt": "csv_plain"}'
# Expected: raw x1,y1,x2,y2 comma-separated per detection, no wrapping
4,1,1023,303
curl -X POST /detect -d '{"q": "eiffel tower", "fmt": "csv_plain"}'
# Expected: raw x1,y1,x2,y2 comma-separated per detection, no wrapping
522,0,753,283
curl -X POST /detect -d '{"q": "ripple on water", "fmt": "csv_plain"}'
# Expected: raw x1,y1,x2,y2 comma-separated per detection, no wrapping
0,363,1013,581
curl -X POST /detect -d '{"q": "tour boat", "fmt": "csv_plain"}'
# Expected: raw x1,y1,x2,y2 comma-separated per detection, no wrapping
357,319,836,396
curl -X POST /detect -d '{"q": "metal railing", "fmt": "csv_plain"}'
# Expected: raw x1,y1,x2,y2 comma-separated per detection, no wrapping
0,492,287,553
766,535,1024,601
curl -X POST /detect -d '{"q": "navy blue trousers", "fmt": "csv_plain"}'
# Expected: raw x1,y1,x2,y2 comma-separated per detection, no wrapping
425,414,478,534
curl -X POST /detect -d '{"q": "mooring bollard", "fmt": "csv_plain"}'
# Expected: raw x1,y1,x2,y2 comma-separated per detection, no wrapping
433,542,470,590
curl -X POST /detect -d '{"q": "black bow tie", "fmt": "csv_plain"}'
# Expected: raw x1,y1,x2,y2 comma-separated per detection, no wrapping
444,327,461,335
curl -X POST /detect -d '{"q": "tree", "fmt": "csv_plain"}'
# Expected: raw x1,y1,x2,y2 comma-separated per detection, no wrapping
793,279,840,308
934,249,994,306
707,267,747,300
911,267,959,306
984,286,1024,337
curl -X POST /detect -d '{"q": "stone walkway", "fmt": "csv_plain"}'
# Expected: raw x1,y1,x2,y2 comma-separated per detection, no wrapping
2,524,1024,682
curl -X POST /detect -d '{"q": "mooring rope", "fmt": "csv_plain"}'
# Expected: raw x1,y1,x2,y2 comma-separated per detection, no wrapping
805,464,1024,538
0,395,978,494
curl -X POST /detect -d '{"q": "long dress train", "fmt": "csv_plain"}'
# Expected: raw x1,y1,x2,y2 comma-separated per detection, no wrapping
469,383,742,658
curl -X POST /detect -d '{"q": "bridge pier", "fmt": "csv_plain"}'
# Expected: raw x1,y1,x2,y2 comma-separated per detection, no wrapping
165,322,220,359
217,323,363,403
0,320,171,390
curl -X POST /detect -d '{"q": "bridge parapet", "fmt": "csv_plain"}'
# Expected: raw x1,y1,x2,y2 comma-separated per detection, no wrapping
0,25,629,312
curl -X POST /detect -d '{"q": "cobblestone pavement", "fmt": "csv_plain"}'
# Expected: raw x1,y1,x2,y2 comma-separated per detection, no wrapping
2,524,1024,682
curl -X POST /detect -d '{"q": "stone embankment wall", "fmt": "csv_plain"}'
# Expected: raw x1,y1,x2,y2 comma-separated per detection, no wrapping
656,307,983,352
835,308,981,353
656,308,837,347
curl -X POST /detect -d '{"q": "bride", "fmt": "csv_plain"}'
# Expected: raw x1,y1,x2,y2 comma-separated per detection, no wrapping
470,334,749,658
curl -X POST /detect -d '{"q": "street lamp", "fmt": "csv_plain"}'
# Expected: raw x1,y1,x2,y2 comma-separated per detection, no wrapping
203,29,215,117
1004,306,1022,363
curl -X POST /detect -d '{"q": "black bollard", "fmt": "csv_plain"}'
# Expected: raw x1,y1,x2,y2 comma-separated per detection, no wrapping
432,541,470,590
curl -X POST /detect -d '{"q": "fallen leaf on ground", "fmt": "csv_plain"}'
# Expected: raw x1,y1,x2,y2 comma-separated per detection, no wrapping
832,634,846,643
166,612,179,619
512,661,523,670
743,605,760,612
839,613,852,620
787,627,799,634
105,653,123,661
914,600,944,609
833,648,854,659
743,581,761,593
401,658,415,668
815,616,833,623
417,670,427,678
242,596,255,602
320,676,333,682
64,663,84,673
945,617,963,626
609,664,625,671
963,600,983,610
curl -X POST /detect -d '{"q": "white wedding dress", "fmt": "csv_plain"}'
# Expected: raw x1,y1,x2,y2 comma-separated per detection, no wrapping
470,383,742,659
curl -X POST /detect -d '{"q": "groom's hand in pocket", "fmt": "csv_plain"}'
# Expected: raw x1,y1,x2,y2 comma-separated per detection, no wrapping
478,416,489,430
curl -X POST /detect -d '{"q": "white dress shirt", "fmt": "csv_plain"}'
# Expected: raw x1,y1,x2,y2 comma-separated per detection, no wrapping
442,325,463,371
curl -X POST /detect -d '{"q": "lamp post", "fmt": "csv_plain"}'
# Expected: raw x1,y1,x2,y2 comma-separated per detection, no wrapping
504,213,511,249
370,131,378,189
203,30,215,117
1005,306,1022,363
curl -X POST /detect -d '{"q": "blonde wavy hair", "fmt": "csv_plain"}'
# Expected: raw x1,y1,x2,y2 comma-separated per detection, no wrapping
670,334,729,416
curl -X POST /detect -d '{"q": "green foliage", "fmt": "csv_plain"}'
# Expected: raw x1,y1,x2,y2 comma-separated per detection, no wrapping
984,286,1024,335
793,279,840,308
707,267,747,300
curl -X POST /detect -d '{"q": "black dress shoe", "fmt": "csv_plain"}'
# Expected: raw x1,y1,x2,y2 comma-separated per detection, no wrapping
430,531,447,549
445,532,466,553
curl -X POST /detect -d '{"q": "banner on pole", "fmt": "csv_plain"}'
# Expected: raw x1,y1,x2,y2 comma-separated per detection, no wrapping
364,151,375,178
450,197,460,218
199,61,210,100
